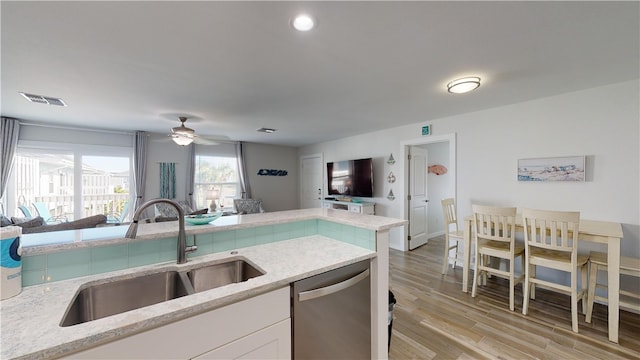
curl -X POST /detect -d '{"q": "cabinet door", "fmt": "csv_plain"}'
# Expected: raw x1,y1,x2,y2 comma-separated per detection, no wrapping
194,318,291,359
362,205,375,215
348,204,362,214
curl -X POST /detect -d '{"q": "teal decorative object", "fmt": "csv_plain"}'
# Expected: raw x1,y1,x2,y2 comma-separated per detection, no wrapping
184,212,223,225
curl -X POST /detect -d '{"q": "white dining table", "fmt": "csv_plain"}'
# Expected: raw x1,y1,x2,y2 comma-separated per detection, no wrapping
461,215,624,343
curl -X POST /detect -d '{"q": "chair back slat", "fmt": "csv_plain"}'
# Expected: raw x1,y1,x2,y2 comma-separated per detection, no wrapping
472,205,517,245
522,208,580,253
441,198,458,233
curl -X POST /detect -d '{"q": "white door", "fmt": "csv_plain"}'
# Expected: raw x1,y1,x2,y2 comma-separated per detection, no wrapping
408,146,429,250
300,154,323,209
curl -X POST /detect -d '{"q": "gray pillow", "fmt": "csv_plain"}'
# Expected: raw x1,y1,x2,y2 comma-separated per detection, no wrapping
11,216,44,228
0,215,12,227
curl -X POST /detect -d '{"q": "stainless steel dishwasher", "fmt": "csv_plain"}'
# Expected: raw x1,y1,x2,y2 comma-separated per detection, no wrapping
291,260,371,359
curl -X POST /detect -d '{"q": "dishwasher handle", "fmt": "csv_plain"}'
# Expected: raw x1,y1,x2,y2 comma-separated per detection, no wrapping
298,268,370,302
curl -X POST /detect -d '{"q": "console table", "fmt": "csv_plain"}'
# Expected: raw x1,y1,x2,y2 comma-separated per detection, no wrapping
322,200,375,215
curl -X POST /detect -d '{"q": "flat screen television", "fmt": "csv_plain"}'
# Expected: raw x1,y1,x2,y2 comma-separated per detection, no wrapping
327,158,373,198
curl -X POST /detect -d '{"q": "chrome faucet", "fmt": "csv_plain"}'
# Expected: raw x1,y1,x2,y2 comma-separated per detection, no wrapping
125,198,197,264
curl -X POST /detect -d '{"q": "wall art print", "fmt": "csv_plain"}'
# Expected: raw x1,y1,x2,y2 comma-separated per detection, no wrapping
517,156,585,182
257,169,288,176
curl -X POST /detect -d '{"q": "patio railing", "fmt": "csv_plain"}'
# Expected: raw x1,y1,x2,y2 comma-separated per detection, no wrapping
21,194,130,222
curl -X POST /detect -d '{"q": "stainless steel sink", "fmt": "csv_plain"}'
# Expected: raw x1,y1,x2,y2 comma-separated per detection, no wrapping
187,259,264,293
60,271,191,327
60,259,264,327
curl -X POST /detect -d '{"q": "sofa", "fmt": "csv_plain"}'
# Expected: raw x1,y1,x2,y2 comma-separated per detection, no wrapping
154,200,207,222
0,214,108,234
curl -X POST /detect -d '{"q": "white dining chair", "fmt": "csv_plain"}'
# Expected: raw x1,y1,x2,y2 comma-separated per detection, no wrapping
441,198,464,275
471,204,523,311
522,208,587,333
585,251,640,324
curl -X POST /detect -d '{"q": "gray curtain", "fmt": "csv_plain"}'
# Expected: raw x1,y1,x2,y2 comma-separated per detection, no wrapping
186,143,196,208
236,142,251,199
1,118,20,200
133,131,148,211
159,162,176,199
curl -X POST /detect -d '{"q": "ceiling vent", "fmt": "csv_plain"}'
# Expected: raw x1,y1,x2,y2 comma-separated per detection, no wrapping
19,92,67,106
257,127,277,133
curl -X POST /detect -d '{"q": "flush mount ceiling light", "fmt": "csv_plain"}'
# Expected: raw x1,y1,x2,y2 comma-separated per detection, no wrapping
19,92,67,106
292,14,315,31
447,77,481,94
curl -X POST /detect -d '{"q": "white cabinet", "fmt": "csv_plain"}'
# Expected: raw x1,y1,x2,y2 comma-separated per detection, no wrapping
194,318,290,359
66,287,290,360
322,200,375,215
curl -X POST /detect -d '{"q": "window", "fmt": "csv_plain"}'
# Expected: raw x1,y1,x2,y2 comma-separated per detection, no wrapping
7,144,132,221
81,155,130,221
194,143,240,211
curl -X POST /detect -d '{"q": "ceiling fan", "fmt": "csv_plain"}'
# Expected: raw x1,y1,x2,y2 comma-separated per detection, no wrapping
169,117,219,146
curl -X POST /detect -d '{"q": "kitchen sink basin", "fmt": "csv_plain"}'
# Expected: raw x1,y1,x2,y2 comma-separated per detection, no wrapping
60,271,191,327
186,259,264,293
60,259,264,327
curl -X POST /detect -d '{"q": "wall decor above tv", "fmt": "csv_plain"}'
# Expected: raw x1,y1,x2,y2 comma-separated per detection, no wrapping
327,158,374,197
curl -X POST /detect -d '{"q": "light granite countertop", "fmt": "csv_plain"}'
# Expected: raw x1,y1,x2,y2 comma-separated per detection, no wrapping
2,236,376,359
2,209,406,359
22,208,406,255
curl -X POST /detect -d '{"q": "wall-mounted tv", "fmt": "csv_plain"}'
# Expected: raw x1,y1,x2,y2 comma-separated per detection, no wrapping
327,158,373,198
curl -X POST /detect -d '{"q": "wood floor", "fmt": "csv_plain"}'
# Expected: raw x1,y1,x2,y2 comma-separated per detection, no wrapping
388,236,640,360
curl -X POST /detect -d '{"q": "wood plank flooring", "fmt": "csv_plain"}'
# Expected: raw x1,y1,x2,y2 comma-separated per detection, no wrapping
388,236,640,359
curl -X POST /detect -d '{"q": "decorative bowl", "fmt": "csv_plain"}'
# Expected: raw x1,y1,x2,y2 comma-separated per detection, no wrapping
184,212,223,225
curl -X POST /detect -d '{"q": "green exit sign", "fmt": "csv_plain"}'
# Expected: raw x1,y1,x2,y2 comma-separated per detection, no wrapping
421,125,431,136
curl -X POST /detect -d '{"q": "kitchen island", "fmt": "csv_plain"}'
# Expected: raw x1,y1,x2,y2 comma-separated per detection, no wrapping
1,208,405,359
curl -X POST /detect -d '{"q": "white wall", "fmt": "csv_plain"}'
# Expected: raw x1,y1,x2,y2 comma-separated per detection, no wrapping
299,80,640,260
244,143,299,212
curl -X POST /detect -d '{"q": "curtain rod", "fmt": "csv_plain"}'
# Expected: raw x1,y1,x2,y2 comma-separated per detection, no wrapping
20,120,241,143
19,120,135,136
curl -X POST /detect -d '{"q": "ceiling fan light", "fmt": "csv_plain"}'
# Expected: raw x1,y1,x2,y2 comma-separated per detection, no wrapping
172,126,194,136
447,77,481,94
171,134,194,146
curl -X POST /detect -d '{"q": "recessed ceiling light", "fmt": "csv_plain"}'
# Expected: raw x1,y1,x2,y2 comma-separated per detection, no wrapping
292,14,315,31
257,127,277,134
447,77,481,94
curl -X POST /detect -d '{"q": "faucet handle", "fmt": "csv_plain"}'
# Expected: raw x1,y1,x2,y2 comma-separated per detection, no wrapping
186,234,198,254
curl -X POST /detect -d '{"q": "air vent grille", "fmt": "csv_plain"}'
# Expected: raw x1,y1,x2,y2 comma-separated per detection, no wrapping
19,92,67,106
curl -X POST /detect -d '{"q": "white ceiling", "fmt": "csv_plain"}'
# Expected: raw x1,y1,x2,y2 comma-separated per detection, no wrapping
2,1,638,147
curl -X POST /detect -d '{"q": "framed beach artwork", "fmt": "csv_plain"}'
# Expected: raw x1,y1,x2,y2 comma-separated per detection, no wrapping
517,156,585,182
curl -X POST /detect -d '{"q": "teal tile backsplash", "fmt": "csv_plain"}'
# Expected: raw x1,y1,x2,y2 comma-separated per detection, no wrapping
212,230,236,253
236,228,256,249
22,254,45,272
47,248,91,283
128,240,161,267
21,219,376,287
91,244,129,274
254,225,274,245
